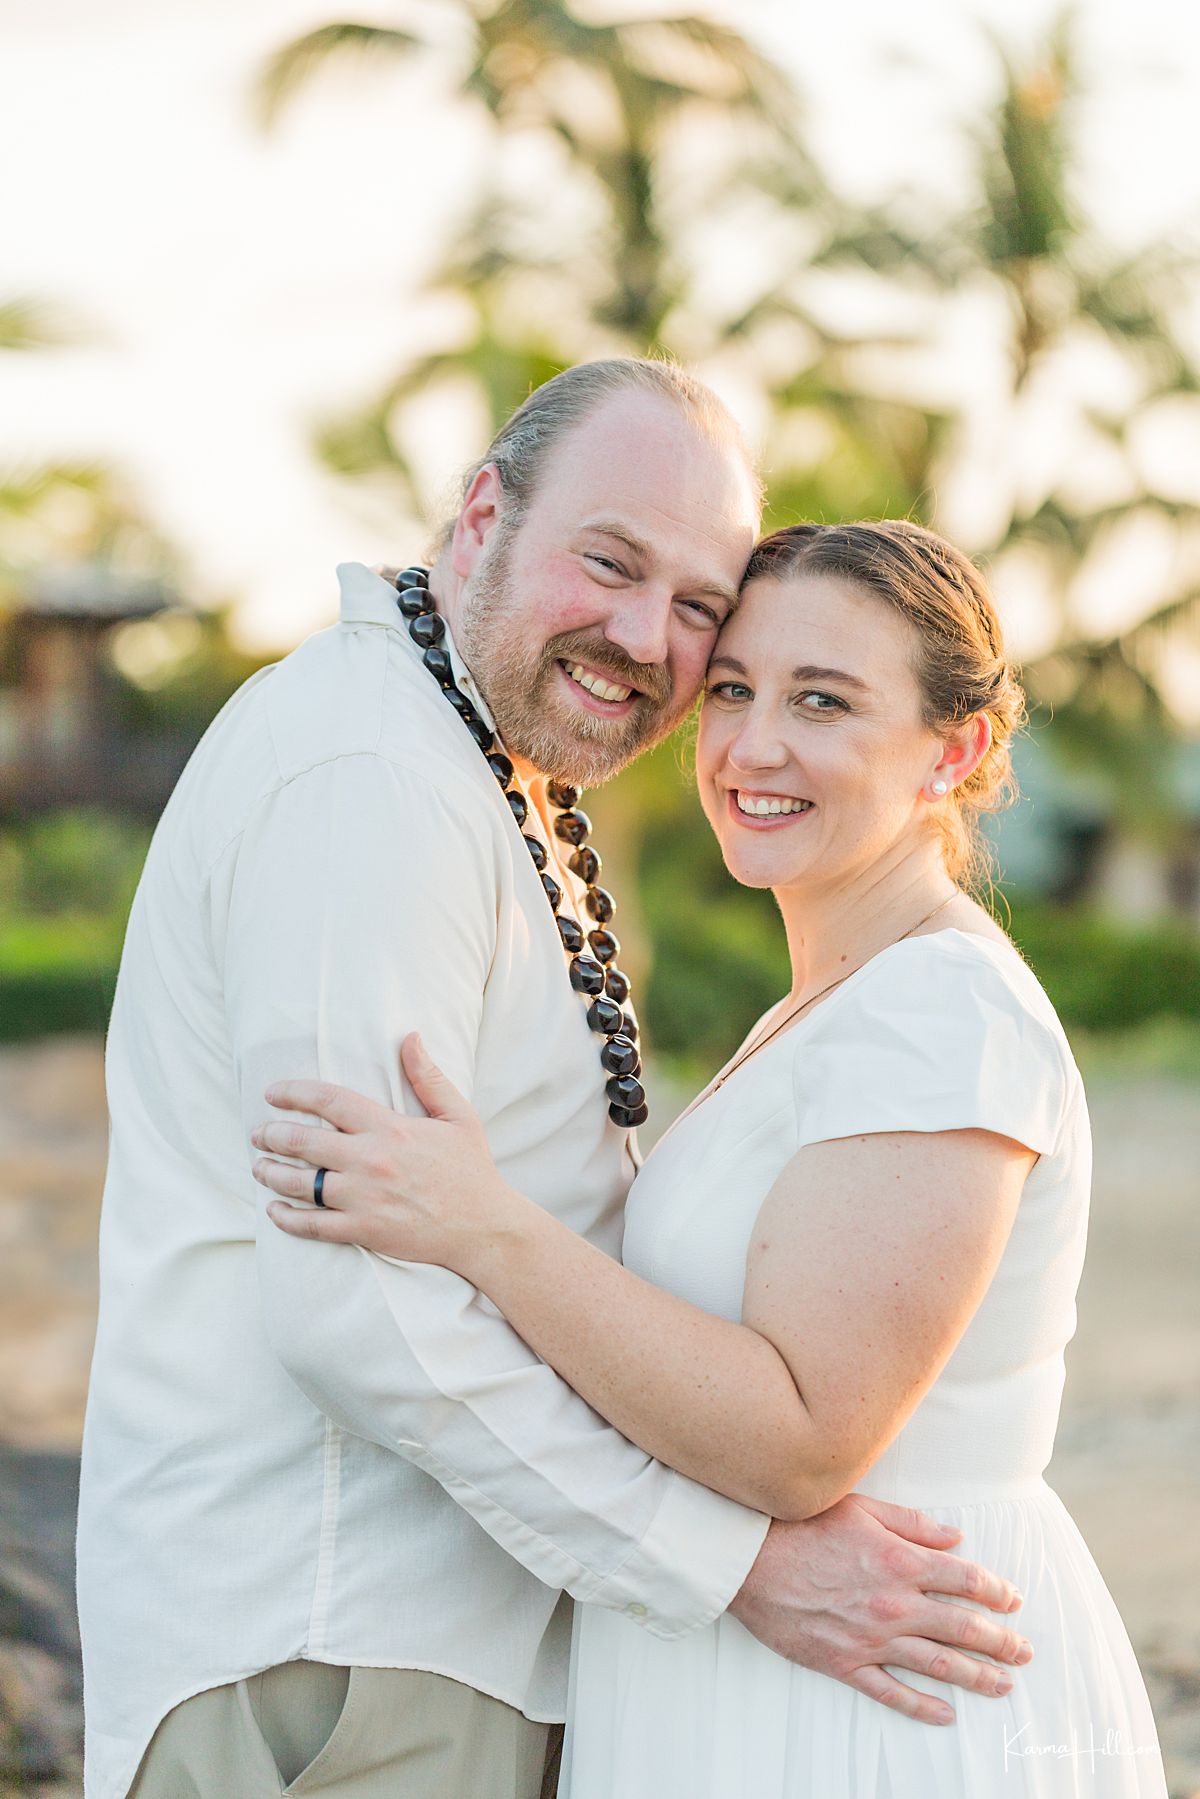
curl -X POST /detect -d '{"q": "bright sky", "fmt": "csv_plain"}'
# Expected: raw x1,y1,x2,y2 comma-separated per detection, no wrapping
1,0,1198,648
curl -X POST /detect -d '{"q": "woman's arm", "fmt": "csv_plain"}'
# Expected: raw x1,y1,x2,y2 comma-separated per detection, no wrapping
255,1036,1033,1521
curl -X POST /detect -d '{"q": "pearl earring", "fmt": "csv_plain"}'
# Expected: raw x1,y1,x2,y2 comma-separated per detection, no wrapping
930,779,949,796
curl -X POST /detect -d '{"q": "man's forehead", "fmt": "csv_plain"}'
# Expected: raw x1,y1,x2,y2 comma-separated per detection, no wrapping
574,505,750,598
549,393,756,507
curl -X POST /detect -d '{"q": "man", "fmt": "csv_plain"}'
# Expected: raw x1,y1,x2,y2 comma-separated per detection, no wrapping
78,358,1030,1799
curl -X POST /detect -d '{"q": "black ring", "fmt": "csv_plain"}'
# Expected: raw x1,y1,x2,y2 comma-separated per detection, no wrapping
313,1167,328,1208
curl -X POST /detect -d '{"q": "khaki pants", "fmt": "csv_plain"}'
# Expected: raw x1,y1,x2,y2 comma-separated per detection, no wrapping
128,1661,563,1798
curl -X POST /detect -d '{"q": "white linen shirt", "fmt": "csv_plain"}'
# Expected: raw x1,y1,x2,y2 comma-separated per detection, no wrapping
76,563,769,1799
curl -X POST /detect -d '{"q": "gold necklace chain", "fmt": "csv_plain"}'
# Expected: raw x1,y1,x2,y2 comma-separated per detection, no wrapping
709,890,960,1097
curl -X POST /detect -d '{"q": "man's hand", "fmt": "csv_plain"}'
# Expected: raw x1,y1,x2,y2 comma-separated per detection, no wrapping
728,1495,1032,1725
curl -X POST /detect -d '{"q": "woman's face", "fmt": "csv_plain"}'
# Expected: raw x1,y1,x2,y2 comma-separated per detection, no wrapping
696,571,949,897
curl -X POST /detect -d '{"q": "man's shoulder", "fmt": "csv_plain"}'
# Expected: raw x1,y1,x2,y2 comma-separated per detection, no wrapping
161,619,498,876
240,616,483,790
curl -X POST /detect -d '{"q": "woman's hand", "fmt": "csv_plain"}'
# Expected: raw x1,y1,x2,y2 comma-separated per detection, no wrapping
251,1034,524,1276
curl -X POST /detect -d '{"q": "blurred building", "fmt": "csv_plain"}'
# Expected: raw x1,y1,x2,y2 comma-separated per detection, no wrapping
988,735,1200,925
0,569,195,821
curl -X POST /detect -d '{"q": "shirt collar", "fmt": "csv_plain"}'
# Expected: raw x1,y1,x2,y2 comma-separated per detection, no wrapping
336,561,497,733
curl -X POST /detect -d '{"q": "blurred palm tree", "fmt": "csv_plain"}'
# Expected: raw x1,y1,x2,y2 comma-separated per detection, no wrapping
255,2,855,507
895,17,1200,847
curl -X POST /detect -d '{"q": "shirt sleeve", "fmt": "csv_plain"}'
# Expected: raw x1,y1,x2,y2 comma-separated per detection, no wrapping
221,751,769,1638
792,935,1070,1158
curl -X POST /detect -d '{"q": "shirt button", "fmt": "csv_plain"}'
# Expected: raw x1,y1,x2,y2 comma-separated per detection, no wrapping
626,1602,648,1618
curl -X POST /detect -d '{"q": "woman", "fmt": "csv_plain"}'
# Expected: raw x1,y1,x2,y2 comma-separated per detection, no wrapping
252,521,1166,1797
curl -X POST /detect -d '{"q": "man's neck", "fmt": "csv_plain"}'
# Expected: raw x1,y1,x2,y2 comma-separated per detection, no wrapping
426,557,463,638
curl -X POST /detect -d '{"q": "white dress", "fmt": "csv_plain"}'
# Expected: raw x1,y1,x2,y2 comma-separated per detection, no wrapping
562,930,1167,1798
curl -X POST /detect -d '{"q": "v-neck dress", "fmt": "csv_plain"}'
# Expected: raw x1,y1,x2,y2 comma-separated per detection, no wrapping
560,930,1167,1798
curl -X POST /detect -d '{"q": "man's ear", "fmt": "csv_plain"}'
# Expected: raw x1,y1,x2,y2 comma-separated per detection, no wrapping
929,712,992,794
451,465,504,581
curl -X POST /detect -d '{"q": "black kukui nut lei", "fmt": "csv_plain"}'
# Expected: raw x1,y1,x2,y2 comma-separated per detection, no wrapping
394,566,649,1129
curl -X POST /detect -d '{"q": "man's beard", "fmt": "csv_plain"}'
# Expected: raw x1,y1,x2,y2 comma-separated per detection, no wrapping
456,523,692,788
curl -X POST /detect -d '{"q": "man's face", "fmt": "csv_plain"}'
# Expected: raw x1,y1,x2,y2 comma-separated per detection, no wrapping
454,390,760,787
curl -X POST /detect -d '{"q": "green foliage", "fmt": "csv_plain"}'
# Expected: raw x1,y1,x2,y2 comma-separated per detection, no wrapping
0,813,148,1039
0,914,122,1041
1005,896,1200,1033
0,810,150,917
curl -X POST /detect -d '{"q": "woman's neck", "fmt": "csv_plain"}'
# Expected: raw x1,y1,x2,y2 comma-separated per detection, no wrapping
774,841,958,1005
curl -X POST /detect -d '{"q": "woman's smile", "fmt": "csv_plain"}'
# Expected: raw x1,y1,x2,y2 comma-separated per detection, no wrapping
726,789,816,829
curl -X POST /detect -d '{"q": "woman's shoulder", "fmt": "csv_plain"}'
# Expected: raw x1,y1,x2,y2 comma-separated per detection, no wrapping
792,927,1077,1157
834,926,1067,1044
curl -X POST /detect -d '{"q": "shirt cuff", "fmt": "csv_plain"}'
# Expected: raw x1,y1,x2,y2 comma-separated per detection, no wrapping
588,1472,771,1640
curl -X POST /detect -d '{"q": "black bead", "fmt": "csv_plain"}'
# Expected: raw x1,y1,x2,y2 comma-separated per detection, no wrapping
553,809,591,848
506,789,528,827
603,966,630,1005
569,955,606,996
395,566,429,589
609,1100,650,1129
588,929,619,965
584,886,615,924
620,1012,638,1042
557,916,585,955
423,645,454,686
397,587,433,619
541,872,562,911
409,611,445,647
568,846,601,885
444,687,474,718
605,1074,646,1110
600,1034,639,1077
466,716,494,752
547,781,581,810
523,834,547,870
586,996,624,1036
487,751,514,786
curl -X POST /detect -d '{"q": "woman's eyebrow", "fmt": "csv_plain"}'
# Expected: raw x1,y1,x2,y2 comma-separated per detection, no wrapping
708,654,871,692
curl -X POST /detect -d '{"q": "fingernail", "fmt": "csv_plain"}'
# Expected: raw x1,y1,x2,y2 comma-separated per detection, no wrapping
265,1086,280,1104
996,1678,1013,1696
1017,1643,1033,1664
1010,1590,1024,1608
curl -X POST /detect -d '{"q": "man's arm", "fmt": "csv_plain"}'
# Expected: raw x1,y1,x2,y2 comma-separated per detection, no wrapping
221,749,769,1635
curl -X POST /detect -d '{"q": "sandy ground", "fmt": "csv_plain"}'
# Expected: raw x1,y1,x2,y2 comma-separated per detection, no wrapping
1,1035,1197,1796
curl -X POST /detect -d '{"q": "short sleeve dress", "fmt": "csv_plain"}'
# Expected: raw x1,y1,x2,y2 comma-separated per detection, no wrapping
561,930,1167,1798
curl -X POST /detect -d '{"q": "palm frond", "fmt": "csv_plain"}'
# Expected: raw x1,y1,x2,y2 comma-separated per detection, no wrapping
616,17,801,133
255,22,428,128
0,298,83,350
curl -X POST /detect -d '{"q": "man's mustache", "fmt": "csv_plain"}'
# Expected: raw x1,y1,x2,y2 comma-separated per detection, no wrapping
543,633,672,707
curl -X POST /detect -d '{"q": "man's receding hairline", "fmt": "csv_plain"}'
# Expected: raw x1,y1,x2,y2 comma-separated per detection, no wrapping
523,382,758,499
436,357,763,554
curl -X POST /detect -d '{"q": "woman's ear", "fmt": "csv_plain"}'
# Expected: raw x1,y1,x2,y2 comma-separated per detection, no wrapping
928,712,991,798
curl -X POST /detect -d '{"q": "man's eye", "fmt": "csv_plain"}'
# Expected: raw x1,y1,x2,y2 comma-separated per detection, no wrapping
682,599,720,625
586,554,624,576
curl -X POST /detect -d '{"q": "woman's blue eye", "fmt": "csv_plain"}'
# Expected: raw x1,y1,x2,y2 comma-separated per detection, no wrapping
706,681,752,701
800,691,847,713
